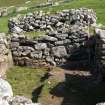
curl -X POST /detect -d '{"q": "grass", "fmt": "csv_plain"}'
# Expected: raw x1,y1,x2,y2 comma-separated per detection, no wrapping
6,66,48,98
25,31,46,38
0,0,60,7
0,17,8,33
6,66,60,100
0,0,43,7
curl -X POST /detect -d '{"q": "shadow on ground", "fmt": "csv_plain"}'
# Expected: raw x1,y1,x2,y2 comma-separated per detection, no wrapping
31,34,105,105
32,84,44,102
50,72,105,105
50,34,105,105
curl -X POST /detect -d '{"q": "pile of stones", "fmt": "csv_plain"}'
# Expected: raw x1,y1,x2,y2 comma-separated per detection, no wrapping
10,26,89,67
8,8,96,33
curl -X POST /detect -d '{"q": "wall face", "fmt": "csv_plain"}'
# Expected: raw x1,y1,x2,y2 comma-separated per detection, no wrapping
10,28,90,67
8,8,96,33
9,8,97,67
0,34,13,77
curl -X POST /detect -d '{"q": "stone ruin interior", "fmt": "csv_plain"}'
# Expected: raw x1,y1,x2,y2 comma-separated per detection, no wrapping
1,8,105,105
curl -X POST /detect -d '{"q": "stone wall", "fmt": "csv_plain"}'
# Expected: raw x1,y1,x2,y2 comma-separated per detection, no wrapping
10,26,90,67
8,8,96,33
8,8,97,68
0,33,13,77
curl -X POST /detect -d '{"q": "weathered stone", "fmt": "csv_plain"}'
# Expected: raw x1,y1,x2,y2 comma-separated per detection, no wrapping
12,51,21,57
22,46,35,52
96,102,105,105
11,26,23,33
11,96,32,105
35,43,47,50
0,78,13,98
52,46,67,58
11,42,19,48
43,48,50,56
16,7,28,12
30,51,42,59
0,44,8,55
9,8,96,33
0,98,9,105
46,56,56,66
55,41,64,45
43,36,58,42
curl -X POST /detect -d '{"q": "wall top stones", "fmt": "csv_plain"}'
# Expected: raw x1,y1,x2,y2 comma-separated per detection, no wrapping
8,8,97,33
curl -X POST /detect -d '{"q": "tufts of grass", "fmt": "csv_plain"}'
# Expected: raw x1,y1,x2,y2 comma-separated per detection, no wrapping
6,66,48,98
6,66,61,100
24,31,46,38
0,16,8,33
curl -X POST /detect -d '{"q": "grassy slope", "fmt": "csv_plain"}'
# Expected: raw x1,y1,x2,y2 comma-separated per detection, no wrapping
0,0,46,7
0,0,60,7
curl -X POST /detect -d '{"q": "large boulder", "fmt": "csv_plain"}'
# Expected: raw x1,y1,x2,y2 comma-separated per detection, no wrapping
0,78,13,98
0,98,9,105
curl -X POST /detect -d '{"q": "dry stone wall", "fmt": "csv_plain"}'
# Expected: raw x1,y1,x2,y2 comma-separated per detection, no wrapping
8,8,96,33
10,27,89,67
8,8,97,67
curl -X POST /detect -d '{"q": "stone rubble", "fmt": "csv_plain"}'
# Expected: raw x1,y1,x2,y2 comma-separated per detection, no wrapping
8,8,96,33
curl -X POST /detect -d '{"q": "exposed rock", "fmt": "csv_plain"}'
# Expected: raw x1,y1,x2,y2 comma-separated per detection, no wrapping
46,56,56,66
0,98,9,105
11,26,23,33
0,33,13,77
8,8,97,33
10,26,90,67
9,8,97,67
0,78,13,98
42,36,58,42
96,102,105,105
0,96,41,105
34,43,47,50
30,51,42,59
16,7,28,12
52,46,67,58
0,8,8,17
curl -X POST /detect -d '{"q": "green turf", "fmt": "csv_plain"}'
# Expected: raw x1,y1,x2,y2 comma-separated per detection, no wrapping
0,0,45,7
0,17,8,33
0,0,60,7
25,31,46,38
6,66,60,101
6,66,48,98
